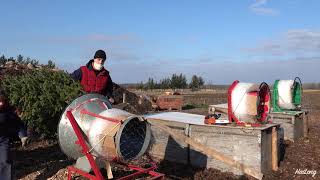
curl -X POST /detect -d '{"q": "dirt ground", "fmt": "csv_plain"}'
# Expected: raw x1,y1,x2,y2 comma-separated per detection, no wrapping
12,91,320,180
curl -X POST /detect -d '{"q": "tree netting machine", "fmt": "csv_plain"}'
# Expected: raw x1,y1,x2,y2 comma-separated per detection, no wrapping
58,94,164,180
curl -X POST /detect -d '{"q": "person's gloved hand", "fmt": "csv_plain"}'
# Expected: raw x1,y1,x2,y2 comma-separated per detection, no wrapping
108,97,115,104
20,137,30,148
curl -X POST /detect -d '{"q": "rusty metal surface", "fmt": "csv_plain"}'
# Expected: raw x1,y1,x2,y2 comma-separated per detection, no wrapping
156,95,183,110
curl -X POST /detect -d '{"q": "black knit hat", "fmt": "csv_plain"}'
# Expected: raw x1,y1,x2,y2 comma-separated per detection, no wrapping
94,50,107,60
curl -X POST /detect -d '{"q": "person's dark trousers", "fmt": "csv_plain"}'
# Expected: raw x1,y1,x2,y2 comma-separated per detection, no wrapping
0,137,11,180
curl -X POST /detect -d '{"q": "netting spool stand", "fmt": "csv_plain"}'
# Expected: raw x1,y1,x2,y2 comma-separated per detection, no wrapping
227,80,271,126
272,77,302,112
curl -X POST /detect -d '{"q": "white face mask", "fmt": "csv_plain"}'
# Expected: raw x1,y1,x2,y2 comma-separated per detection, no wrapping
93,62,103,70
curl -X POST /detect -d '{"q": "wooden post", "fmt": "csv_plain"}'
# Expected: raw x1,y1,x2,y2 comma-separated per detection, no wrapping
303,112,308,138
149,121,263,180
123,93,126,103
291,116,295,125
271,127,278,171
106,161,113,179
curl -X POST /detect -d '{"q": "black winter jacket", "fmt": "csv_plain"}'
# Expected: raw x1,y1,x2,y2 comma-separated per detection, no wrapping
0,110,26,139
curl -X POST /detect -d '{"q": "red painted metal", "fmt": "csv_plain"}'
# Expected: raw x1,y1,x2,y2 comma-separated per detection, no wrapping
228,81,269,126
66,110,105,180
97,100,108,109
228,80,239,123
68,166,100,180
117,162,164,180
247,91,258,96
79,109,121,123
256,82,271,123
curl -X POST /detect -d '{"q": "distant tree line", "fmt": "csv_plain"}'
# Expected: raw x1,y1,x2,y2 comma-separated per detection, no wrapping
137,73,205,90
0,54,56,68
303,83,320,89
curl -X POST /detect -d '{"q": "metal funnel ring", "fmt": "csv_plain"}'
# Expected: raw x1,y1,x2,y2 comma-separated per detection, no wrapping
115,116,151,161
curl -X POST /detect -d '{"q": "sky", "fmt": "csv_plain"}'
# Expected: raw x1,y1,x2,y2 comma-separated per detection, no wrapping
1,0,320,84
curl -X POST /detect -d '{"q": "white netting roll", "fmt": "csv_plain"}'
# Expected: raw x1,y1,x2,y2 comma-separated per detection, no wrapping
231,83,259,119
277,80,296,110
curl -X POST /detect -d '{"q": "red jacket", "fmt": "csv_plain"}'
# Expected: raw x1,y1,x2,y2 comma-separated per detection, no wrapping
71,60,113,97
80,66,110,94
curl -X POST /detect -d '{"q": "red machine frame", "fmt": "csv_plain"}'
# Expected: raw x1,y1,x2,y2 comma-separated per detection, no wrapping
228,80,239,124
66,110,164,180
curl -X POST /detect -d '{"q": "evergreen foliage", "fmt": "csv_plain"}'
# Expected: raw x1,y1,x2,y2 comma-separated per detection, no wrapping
189,75,205,91
1,69,82,137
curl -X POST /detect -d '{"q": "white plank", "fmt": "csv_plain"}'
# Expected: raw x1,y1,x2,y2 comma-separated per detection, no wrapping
144,112,229,125
211,103,228,109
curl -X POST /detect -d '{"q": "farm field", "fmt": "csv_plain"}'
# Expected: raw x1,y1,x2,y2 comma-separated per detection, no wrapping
12,90,320,180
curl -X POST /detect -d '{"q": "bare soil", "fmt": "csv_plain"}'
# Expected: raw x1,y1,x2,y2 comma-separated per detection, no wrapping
12,91,320,180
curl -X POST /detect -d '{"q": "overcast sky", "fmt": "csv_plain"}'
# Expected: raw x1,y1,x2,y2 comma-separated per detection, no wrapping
1,0,319,84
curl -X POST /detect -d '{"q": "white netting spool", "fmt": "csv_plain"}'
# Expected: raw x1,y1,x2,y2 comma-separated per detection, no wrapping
231,83,259,121
277,80,296,110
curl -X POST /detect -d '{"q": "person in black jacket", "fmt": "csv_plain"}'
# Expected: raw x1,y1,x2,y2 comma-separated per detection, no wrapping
0,93,28,180
70,50,114,103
